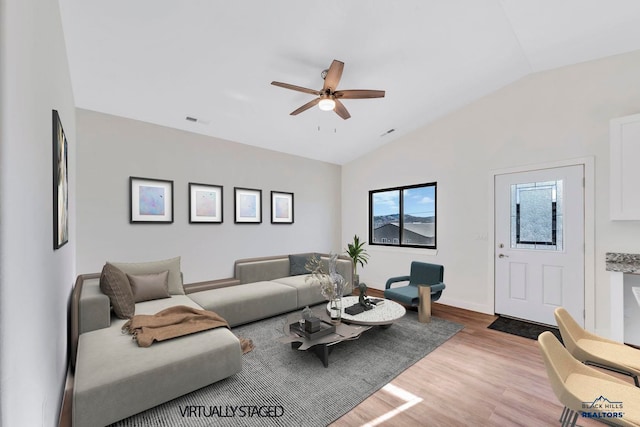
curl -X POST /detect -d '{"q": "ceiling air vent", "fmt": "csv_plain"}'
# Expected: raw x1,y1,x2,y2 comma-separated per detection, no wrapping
185,116,210,125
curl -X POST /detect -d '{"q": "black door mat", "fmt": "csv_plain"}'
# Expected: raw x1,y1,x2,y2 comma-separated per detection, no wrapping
488,315,563,342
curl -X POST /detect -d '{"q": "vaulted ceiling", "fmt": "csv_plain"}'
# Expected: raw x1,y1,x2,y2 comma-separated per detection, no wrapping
59,1,640,164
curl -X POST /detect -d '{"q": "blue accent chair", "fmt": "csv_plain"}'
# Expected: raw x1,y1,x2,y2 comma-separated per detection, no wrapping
384,261,445,306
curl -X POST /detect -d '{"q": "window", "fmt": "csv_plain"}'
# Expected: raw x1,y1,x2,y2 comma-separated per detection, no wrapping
369,182,437,249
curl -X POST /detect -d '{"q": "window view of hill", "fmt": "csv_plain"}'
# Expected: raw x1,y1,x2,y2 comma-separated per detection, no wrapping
373,214,435,229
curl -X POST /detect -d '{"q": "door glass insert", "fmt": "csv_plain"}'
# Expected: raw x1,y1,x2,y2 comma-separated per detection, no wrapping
510,180,563,251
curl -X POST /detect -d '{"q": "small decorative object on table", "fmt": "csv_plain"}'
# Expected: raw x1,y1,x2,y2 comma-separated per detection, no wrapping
289,319,335,340
358,283,373,309
304,316,321,333
301,306,313,321
345,303,368,316
344,283,374,316
328,298,342,323
306,253,348,324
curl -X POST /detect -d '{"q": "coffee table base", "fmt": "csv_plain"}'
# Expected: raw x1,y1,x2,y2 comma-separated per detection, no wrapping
282,306,370,368
291,341,333,368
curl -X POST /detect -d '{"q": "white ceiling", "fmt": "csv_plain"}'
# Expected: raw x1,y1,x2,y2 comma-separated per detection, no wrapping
59,1,640,165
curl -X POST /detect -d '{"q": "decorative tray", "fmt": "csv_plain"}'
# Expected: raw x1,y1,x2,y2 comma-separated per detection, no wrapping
289,320,336,340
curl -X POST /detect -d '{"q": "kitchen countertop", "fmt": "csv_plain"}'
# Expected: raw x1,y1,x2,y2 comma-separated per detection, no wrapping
606,252,640,273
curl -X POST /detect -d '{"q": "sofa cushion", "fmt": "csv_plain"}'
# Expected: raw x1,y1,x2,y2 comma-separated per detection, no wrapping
127,270,170,303
110,256,184,295
135,294,203,315
235,258,290,284
289,253,312,276
272,275,327,307
189,281,297,327
99,263,135,319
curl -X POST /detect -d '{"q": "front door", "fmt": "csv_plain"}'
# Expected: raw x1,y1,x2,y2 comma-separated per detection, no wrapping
494,165,584,326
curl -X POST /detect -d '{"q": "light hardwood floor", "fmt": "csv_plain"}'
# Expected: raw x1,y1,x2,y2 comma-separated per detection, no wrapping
330,299,605,427
61,299,616,427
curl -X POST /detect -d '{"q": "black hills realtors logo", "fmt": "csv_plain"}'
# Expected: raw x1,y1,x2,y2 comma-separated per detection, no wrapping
581,395,624,420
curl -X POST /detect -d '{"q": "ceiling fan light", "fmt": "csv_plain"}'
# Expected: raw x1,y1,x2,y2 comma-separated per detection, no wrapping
318,98,336,111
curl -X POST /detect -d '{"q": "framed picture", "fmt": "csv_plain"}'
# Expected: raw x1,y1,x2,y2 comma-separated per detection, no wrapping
52,110,69,249
234,187,262,223
271,191,294,224
189,183,223,223
130,177,174,223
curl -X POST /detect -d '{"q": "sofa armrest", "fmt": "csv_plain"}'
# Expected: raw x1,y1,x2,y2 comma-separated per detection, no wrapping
385,275,410,289
71,273,110,369
78,276,111,334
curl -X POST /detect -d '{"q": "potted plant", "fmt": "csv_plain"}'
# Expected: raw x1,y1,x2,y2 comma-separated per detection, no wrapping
345,235,369,288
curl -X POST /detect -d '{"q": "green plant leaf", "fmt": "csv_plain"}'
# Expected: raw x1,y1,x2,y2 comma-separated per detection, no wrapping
345,234,369,274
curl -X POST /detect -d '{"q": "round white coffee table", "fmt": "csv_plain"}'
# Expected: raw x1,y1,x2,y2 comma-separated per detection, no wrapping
331,296,406,326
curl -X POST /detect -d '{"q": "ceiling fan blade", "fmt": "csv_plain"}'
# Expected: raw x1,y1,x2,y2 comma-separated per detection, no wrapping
271,81,320,96
333,99,351,120
290,98,320,116
334,89,386,99
322,60,344,92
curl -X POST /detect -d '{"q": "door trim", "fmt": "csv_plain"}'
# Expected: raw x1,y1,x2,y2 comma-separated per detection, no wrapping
487,157,595,331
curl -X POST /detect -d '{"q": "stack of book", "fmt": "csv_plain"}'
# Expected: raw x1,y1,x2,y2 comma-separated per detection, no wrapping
344,298,385,315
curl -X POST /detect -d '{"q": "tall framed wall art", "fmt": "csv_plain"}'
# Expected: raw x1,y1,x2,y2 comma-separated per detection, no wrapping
52,110,69,249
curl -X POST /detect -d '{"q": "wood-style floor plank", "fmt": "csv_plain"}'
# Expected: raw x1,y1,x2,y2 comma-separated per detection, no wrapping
330,300,603,427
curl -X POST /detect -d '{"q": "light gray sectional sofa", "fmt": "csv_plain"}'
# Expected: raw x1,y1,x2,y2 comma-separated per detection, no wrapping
71,253,352,427
190,253,352,326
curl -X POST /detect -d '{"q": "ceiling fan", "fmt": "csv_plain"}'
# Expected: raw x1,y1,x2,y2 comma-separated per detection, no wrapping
271,59,385,120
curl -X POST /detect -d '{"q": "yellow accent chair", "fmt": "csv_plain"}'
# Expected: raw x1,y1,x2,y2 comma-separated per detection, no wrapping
555,307,640,387
538,331,640,427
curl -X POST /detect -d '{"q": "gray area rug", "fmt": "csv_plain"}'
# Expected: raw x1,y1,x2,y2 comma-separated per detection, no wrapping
111,308,463,427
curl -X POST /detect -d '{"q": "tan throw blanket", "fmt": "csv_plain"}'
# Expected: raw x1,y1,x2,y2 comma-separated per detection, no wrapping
122,305,254,353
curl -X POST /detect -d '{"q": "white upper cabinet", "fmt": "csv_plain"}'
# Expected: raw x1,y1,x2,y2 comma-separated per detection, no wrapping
610,113,640,220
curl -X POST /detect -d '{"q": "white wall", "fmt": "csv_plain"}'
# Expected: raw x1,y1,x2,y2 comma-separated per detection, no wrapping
76,109,342,283
0,0,76,426
342,49,640,335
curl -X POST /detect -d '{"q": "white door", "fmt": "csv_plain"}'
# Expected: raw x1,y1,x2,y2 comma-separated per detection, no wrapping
495,165,584,327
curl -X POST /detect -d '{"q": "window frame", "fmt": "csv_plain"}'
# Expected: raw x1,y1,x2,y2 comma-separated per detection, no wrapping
369,182,437,249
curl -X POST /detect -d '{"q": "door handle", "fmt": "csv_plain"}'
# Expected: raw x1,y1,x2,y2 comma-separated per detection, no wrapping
498,254,509,258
